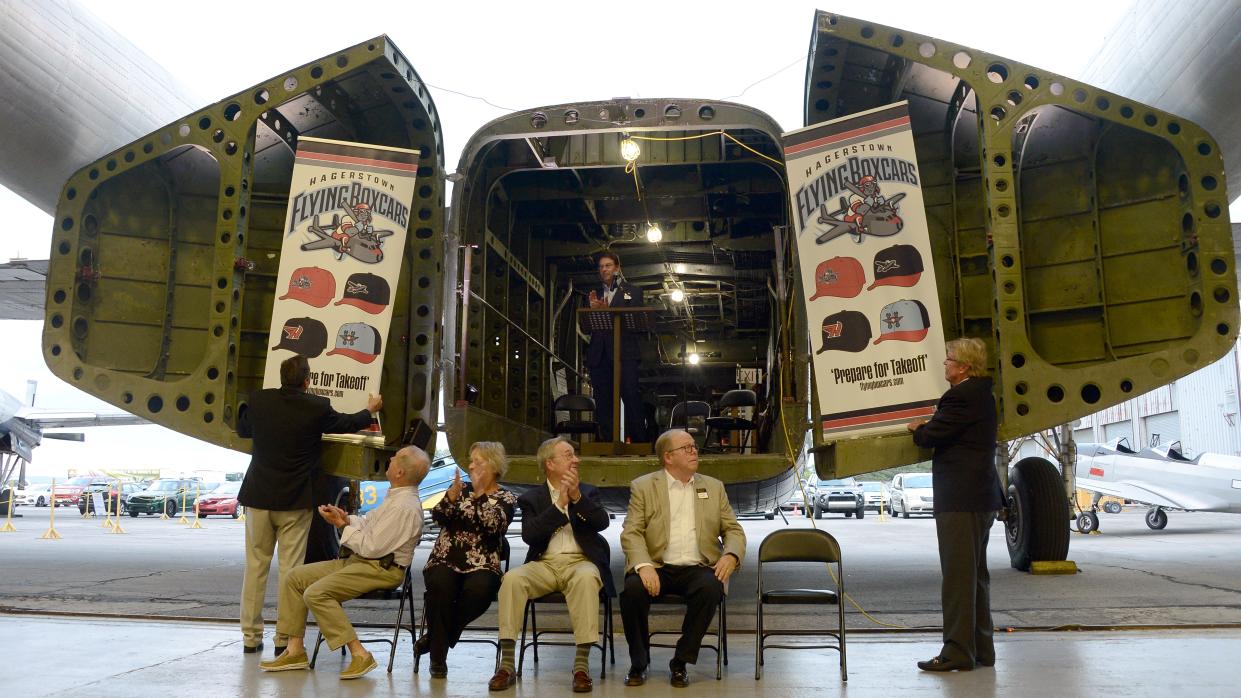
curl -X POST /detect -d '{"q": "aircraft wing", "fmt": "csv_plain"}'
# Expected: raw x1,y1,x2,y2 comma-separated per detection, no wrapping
1075,476,1233,512
0,258,47,320
20,412,149,429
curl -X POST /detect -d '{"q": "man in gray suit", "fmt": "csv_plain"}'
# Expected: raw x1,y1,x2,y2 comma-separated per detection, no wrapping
619,428,745,687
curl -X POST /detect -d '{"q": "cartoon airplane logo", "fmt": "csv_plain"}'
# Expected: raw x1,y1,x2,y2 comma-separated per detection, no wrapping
300,210,394,264
815,177,906,244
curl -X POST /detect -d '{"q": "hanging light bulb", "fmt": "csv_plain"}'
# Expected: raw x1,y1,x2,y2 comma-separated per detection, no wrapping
688,352,701,365
646,224,662,243
620,137,641,162
670,288,685,303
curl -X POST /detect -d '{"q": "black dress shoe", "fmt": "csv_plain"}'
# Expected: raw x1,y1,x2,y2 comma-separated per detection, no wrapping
917,655,974,672
243,642,264,654
976,656,995,667
669,665,690,688
429,660,448,679
414,635,430,657
624,667,647,686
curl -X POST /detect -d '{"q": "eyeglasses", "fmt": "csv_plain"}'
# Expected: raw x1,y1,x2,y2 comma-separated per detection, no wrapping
667,443,699,456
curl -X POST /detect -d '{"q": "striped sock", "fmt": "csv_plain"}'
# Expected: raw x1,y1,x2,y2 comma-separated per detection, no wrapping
500,639,516,673
573,643,591,674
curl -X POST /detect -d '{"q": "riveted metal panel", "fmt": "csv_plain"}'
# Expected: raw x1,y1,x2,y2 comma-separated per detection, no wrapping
805,11,1236,477
45,37,447,478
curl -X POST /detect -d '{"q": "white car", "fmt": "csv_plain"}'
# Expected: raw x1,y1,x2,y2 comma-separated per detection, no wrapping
859,481,890,510
17,485,54,507
890,473,934,518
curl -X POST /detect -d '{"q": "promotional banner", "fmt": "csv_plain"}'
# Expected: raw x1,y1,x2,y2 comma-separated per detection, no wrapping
783,102,948,439
263,137,419,440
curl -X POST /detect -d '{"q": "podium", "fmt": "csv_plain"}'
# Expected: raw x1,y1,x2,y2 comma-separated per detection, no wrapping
576,306,658,456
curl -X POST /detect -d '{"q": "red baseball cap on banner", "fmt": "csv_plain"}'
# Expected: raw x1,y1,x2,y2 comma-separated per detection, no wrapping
808,256,865,300
279,267,336,308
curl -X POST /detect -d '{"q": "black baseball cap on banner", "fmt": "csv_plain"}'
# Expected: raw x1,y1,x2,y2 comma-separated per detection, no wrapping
271,317,329,358
334,272,391,314
816,310,872,354
868,244,924,289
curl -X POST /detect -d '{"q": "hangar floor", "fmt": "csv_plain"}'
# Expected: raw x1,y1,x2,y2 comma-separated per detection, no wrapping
3,614,1239,696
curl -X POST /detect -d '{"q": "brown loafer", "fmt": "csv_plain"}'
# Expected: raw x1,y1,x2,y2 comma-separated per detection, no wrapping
488,668,516,691
572,670,594,693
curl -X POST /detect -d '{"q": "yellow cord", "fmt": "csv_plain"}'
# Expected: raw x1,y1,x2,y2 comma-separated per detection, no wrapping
629,131,785,168
772,232,908,630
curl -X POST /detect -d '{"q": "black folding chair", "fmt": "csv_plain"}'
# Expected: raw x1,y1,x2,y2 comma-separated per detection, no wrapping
754,528,846,681
646,591,728,679
669,400,711,448
309,564,417,673
518,588,615,678
414,538,512,673
553,394,599,443
704,390,757,452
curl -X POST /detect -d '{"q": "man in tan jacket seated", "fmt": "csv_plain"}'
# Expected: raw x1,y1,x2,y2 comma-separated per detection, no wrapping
619,429,746,688
259,445,430,680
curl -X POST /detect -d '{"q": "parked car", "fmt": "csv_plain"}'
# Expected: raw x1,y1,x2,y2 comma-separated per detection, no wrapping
859,481,889,511
76,480,121,514
79,481,145,514
780,485,817,512
890,472,934,518
125,478,204,517
54,476,97,506
18,485,54,507
195,481,242,518
814,478,865,519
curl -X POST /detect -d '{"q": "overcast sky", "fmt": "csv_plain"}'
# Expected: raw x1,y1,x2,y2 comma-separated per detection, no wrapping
2,0,1236,476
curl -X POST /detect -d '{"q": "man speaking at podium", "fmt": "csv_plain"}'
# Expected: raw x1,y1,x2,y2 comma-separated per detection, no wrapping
585,251,645,443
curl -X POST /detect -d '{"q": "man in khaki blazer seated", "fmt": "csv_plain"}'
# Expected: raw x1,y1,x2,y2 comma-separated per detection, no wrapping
620,428,746,688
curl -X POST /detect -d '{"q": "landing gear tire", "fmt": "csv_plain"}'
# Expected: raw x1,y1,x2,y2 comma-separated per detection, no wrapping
1076,511,1099,534
1103,501,1122,514
1145,507,1168,530
1005,457,1072,571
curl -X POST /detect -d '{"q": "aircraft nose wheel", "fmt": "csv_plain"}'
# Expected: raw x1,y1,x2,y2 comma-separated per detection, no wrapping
1076,511,1099,534
1145,507,1168,530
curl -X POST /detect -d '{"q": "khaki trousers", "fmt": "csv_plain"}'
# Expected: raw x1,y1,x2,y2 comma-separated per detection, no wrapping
241,507,312,646
498,553,602,646
276,557,406,651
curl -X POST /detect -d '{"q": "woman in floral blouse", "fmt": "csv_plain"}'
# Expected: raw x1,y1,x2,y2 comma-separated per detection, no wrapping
417,441,517,678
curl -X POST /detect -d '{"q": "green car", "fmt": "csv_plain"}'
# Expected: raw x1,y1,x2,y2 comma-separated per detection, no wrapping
126,478,204,517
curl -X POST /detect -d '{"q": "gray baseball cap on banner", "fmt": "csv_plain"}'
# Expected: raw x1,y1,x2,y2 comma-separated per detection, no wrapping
326,322,383,364
874,299,931,344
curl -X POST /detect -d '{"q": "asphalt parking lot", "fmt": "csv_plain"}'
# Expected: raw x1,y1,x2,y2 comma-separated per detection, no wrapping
2,503,1241,631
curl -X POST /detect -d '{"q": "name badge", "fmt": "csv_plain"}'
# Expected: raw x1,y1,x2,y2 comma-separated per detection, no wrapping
696,488,708,499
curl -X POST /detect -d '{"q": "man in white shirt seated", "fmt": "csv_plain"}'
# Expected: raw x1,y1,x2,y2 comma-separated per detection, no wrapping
619,429,746,688
260,445,430,680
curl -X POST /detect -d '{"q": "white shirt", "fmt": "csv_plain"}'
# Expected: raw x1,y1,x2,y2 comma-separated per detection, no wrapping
663,472,706,566
340,485,423,567
603,282,617,305
544,481,584,557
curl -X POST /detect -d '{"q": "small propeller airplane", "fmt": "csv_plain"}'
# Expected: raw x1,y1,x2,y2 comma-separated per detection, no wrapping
1074,437,1241,532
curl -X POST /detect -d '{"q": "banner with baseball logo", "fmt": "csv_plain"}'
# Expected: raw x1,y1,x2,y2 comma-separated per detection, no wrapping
263,136,419,439
782,102,948,440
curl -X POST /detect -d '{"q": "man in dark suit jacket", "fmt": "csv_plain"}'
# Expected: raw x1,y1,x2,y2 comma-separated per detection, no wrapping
487,437,612,694
908,337,1004,673
585,251,645,443
236,354,381,656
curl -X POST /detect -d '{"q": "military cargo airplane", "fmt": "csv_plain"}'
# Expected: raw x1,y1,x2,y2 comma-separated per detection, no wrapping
1074,438,1241,532
0,6,1237,570
301,212,394,264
